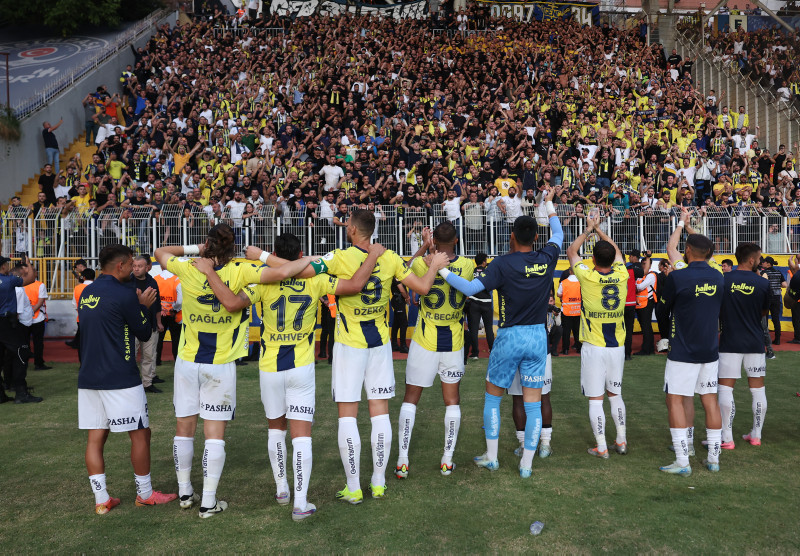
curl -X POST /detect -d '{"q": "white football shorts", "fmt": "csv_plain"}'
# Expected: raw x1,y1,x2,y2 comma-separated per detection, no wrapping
78,384,149,432
173,357,237,420
580,343,625,398
718,353,766,380
260,363,316,422
664,359,719,396
331,342,395,402
405,341,465,388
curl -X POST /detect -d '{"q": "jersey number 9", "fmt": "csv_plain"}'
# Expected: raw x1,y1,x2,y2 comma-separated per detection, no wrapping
361,276,382,305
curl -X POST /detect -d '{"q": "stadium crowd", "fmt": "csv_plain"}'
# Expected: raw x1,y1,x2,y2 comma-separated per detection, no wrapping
20,9,797,260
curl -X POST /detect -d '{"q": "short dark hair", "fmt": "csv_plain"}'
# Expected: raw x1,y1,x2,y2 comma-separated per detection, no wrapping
593,240,616,268
81,268,96,280
475,253,488,266
721,258,735,267
734,243,760,264
349,209,375,237
686,233,714,260
511,215,538,246
433,221,457,244
133,254,151,265
99,244,133,270
274,233,302,261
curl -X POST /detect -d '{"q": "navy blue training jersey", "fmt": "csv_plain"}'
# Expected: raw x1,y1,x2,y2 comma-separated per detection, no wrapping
661,261,724,363
78,274,153,390
720,270,771,354
478,243,560,328
787,272,800,303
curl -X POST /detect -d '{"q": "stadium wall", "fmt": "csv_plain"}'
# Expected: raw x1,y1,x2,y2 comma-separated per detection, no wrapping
0,11,178,203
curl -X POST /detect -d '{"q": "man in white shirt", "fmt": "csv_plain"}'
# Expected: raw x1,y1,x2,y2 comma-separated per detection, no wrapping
319,159,345,192
503,186,524,223
229,134,250,164
25,275,49,370
225,191,247,229
320,192,336,224
732,126,758,156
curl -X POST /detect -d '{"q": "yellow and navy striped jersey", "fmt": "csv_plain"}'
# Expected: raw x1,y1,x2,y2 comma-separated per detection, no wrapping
573,260,629,348
410,256,474,352
250,274,339,372
166,257,260,364
316,246,412,348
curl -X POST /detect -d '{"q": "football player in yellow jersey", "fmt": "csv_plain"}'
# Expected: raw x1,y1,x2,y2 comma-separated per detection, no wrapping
194,233,385,522
663,207,723,456
395,222,474,480
567,214,630,460
153,224,316,519
253,209,449,503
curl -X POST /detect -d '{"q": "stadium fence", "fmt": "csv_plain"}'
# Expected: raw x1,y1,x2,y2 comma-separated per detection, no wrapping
4,205,797,298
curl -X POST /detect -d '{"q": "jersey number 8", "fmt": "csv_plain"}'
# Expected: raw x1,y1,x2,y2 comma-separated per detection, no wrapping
601,284,621,311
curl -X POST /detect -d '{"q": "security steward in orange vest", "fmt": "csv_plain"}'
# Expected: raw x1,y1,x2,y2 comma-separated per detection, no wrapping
24,273,50,370
558,267,582,355
634,254,657,355
319,293,336,364
154,269,182,366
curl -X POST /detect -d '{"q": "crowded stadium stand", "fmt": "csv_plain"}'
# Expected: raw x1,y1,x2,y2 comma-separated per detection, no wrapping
3,0,799,302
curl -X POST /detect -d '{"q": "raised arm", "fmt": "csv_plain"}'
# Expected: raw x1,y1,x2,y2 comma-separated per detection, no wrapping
539,186,563,246
244,245,318,279
566,214,595,266
401,251,450,295
591,214,624,263
667,207,690,265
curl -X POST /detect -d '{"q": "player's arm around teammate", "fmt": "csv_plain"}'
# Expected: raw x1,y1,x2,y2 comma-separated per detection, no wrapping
567,215,630,458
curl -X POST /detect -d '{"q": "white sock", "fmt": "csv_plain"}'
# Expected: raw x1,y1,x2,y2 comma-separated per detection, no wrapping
89,473,109,505
608,395,626,444
134,473,153,501
292,437,312,511
515,429,525,446
670,427,690,466
173,436,194,497
540,426,552,445
201,439,226,509
718,385,735,443
370,414,392,488
442,405,461,464
338,417,361,492
687,426,695,451
397,402,416,465
589,399,607,452
750,387,767,438
706,428,721,463
268,429,289,494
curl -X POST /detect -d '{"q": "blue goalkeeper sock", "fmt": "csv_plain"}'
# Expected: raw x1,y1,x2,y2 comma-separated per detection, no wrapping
483,392,502,460
520,402,542,469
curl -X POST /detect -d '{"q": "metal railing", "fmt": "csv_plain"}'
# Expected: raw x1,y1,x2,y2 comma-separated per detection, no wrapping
675,28,800,151
10,9,169,119
4,203,800,297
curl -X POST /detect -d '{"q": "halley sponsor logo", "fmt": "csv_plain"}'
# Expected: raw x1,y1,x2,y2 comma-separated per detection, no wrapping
80,294,100,309
731,282,755,295
695,284,717,297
